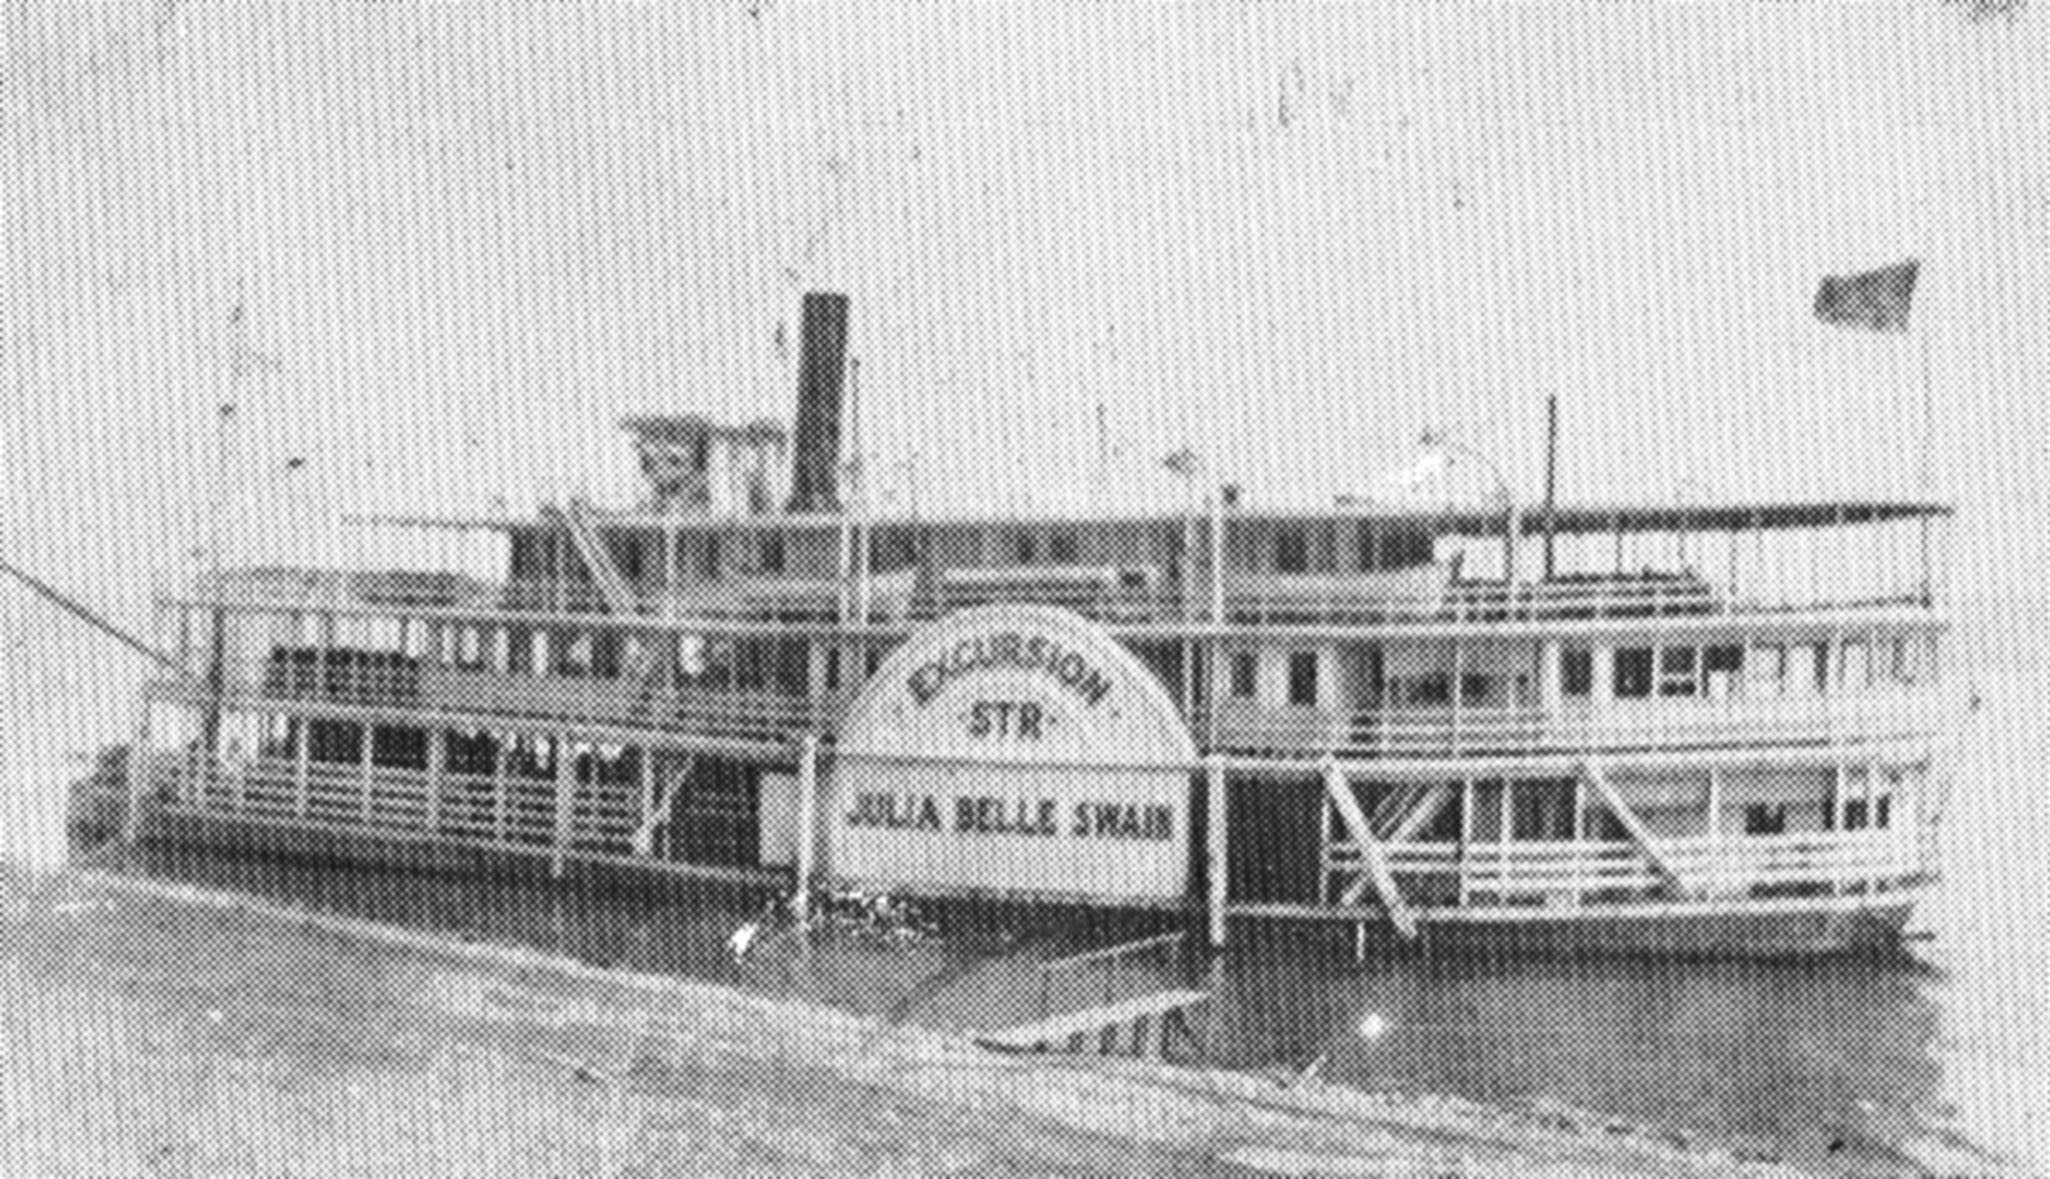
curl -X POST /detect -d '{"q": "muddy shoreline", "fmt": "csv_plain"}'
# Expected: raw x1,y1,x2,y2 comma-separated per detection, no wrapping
0,863,1839,1178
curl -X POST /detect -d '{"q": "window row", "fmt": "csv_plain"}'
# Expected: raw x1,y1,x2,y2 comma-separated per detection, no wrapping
1561,634,1935,702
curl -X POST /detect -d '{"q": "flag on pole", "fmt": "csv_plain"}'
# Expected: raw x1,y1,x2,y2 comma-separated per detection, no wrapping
1813,259,1920,333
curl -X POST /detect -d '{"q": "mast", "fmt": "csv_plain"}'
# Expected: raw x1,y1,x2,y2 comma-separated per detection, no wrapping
1542,394,1559,582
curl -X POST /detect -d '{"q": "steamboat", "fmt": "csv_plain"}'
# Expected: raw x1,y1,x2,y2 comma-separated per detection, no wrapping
122,293,1956,955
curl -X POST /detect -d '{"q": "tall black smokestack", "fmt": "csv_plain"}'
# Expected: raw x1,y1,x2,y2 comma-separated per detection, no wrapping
787,291,850,513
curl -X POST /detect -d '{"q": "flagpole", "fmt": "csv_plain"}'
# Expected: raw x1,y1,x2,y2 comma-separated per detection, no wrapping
1917,322,1935,605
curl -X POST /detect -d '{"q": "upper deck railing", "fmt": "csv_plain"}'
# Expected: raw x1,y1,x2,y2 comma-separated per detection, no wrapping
466,568,1929,630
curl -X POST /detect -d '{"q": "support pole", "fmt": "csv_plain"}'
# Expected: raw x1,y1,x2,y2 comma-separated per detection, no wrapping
635,747,657,857
1205,754,1228,949
492,738,509,845
358,720,374,824
793,734,820,917
552,736,574,879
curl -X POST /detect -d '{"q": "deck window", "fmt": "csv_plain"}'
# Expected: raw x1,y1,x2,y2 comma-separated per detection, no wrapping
1510,780,1577,842
370,725,428,770
1361,526,1434,571
442,730,498,777
1275,527,1310,574
1844,797,1870,831
1459,674,1493,707
1743,803,1788,836
1230,652,1258,699
758,532,785,575
307,720,363,765
1288,651,1319,706
1658,647,1699,697
1561,648,1594,698
1780,643,1823,697
701,536,723,580
1047,530,1079,564
1613,647,1655,699
1402,674,1452,707
1703,645,1743,699
1013,533,1038,564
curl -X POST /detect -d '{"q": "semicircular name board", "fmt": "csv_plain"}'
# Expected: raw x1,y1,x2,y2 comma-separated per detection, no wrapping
831,604,1198,904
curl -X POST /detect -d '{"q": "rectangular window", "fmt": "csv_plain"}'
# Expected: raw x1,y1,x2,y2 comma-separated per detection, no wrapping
701,536,722,580
1658,646,1699,697
1230,652,1258,699
824,647,842,692
1703,644,1743,699
1275,527,1310,574
758,532,785,575
1288,651,1319,706
1014,532,1038,564
1561,648,1594,698
1844,797,1870,831
1459,674,1492,706
1047,530,1079,564
1403,675,1451,707
1876,794,1892,829
1614,647,1654,699
1743,803,1788,835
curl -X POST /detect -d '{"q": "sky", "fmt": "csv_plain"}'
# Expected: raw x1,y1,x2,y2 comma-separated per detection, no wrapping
4,2,2047,863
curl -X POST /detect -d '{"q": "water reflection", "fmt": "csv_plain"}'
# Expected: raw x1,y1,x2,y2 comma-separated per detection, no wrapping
1210,941,1952,1165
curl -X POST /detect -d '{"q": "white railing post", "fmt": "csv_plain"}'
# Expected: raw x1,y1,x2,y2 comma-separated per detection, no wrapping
1706,764,1722,896
492,739,509,845
1206,754,1228,948
636,746,657,857
359,724,374,823
294,718,310,819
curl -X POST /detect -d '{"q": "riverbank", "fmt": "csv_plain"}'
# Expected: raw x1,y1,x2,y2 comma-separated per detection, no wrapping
0,864,1825,1178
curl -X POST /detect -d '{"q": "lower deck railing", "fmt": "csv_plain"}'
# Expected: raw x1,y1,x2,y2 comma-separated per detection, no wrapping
155,753,645,864
1323,826,1926,911
142,750,1928,922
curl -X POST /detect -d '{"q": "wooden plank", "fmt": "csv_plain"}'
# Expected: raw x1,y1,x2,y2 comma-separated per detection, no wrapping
1584,760,1694,897
975,989,1210,1053
1324,760,1418,939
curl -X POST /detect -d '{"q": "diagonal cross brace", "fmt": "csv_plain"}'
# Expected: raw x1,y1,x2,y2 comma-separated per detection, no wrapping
1324,759,1419,940
1584,759,1695,898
